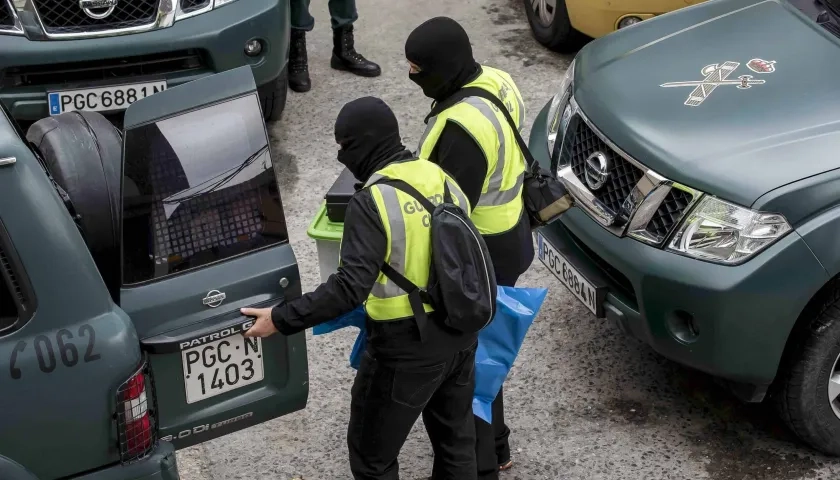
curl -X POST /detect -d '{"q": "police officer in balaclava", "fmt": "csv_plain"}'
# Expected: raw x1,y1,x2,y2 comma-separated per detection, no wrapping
242,97,479,480
406,16,535,480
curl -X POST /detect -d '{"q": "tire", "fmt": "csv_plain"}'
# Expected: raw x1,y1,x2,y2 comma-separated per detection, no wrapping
522,0,586,52
258,66,288,123
25,111,123,301
775,278,840,456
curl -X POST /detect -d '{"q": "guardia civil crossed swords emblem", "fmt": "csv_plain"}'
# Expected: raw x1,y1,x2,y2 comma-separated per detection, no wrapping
661,58,777,106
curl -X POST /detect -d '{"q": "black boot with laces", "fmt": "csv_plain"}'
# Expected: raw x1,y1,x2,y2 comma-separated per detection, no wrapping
289,29,311,93
330,25,381,77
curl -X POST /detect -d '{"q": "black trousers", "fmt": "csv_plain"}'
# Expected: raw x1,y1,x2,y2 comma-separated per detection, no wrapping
348,317,479,480
474,271,521,480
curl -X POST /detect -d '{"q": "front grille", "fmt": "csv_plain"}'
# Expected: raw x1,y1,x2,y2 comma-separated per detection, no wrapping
563,115,644,214
180,0,210,13
1,50,206,88
645,188,694,240
0,1,13,26
33,0,159,34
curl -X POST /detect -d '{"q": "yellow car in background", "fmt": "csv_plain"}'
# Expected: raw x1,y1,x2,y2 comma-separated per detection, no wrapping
524,0,706,51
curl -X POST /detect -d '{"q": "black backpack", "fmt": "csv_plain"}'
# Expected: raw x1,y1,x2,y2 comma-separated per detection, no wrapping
373,178,497,335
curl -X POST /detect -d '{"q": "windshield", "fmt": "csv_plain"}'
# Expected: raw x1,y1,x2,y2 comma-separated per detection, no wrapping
121,94,288,284
792,0,840,37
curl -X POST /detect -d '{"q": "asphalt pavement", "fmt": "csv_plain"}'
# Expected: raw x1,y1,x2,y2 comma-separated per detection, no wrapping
175,0,840,478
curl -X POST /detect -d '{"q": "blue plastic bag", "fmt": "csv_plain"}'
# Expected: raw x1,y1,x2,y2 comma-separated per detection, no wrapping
472,286,547,423
313,286,547,421
313,305,367,369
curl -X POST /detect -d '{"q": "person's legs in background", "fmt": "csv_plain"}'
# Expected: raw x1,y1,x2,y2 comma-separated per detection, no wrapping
288,0,381,93
475,271,520,479
288,0,314,92
328,0,381,77
491,387,511,469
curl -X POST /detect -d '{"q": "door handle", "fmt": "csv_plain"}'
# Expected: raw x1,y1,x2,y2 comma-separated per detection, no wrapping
140,298,278,354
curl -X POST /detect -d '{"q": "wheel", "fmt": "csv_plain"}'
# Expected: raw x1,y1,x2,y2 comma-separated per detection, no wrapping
775,278,840,456
25,111,123,302
258,66,288,123
522,0,586,52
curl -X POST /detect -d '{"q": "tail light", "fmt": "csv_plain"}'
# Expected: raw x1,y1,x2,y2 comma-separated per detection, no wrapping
116,360,158,463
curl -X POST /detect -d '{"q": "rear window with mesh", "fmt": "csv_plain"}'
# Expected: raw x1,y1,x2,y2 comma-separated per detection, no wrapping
0,222,33,335
0,262,17,331
121,94,288,285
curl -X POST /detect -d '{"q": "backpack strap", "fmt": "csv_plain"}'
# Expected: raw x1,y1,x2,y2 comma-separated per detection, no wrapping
367,177,449,340
372,178,441,306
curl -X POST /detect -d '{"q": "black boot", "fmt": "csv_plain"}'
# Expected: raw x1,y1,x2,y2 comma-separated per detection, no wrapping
330,25,381,77
288,29,311,93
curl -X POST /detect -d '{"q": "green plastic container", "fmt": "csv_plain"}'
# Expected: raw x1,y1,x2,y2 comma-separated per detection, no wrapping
307,202,344,283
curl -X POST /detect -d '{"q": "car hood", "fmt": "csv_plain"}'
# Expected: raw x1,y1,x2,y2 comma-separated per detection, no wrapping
572,0,840,208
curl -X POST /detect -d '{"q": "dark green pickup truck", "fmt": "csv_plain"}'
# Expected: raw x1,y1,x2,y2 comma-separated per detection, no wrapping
529,0,840,457
0,67,308,479
0,0,289,123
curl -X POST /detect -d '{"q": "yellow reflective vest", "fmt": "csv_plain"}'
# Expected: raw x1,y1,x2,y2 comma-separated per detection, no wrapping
362,158,470,321
417,66,526,236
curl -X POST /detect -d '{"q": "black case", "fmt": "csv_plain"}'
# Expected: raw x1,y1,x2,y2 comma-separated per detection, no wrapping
325,167,361,223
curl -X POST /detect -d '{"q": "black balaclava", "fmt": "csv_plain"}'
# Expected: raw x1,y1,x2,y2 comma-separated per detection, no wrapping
335,96,407,182
405,16,480,102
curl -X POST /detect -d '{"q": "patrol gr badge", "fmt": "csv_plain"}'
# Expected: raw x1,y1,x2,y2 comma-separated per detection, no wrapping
660,59,776,107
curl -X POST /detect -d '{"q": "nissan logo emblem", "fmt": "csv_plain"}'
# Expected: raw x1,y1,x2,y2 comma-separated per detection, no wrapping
584,152,610,191
203,290,226,308
79,0,118,19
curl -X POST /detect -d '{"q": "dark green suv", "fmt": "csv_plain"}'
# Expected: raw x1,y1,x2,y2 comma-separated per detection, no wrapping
0,67,308,479
529,0,840,457
0,0,289,123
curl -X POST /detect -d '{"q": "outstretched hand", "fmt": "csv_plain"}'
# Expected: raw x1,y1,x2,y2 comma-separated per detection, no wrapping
241,307,278,338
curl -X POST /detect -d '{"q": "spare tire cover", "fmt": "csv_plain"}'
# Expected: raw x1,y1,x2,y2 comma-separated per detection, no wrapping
26,111,123,299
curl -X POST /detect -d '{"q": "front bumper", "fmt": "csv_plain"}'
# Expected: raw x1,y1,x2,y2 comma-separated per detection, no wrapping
530,101,828,392
0,0,289,121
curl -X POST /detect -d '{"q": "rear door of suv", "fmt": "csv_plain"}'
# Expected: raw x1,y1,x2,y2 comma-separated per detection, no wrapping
119,66,308,449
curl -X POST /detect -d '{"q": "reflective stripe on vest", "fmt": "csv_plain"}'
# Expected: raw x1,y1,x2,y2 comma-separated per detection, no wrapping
362,159,470,321
417,66,526,235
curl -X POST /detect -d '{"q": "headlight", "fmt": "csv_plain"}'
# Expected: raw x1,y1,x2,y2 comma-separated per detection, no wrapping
546,59,575,156
176,0,239,21
668,196,792,265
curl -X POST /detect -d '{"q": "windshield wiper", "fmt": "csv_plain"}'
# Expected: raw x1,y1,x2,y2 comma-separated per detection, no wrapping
162,144,270,204
818,0,840,37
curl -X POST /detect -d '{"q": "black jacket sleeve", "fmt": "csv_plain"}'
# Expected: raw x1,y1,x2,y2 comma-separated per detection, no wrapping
270,190,386,336
429,121,488,208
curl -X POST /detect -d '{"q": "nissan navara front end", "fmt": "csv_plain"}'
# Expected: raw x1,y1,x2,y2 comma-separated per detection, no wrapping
0,0,289,123
530,0,840,457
